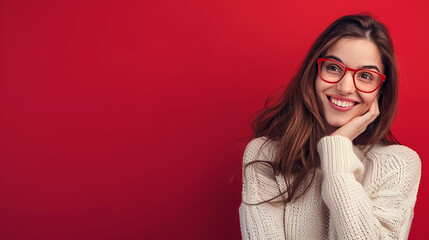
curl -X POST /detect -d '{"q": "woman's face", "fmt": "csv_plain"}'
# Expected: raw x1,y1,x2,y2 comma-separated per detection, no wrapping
315,37,384,134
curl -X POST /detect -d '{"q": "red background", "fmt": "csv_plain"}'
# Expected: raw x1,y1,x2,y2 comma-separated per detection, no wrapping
0,1,428,239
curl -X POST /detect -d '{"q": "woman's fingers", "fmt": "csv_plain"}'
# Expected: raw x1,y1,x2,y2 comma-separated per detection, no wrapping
365,99,380,125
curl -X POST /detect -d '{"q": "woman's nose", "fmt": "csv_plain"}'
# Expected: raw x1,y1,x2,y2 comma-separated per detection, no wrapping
336,70,356,94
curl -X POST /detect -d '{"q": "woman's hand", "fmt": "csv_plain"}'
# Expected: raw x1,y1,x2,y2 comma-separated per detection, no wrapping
330,98,380,141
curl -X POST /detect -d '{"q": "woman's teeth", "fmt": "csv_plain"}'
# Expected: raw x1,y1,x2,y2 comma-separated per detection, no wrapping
330,97,355,108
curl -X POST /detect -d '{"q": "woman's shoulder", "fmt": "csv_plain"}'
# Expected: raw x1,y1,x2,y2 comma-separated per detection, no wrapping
367,144,421,175
369,144,419,160
243,137,279,165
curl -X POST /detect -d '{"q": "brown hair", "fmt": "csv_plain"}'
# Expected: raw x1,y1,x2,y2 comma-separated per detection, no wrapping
244,13,400,205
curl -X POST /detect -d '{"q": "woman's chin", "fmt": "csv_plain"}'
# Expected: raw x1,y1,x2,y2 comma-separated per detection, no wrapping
325,117,352,128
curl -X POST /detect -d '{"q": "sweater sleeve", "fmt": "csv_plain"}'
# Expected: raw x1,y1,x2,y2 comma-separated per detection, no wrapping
318,135,421,239
239,137,286,240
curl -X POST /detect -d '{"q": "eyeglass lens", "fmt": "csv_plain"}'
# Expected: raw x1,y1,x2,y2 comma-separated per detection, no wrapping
320,60,381,92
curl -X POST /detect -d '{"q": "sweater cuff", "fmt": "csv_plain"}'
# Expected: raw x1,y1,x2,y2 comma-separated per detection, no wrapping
317,135,364,176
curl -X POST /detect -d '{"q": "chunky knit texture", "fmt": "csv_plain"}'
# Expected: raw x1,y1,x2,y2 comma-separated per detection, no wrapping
239,135,421,240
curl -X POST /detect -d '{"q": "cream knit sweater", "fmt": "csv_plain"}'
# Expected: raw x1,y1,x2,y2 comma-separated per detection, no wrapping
239,135,421,240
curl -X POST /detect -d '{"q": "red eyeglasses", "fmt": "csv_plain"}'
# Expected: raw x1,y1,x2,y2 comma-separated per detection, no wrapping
317,58,386,93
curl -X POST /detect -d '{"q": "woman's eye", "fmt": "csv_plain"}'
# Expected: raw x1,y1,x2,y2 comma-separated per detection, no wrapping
360,73,373,80
327,65,341,72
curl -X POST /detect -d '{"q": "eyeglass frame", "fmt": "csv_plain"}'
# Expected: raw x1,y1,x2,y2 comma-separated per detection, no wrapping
317,58,386,93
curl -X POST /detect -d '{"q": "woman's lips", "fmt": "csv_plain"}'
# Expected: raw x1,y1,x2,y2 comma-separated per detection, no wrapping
326,95,359,112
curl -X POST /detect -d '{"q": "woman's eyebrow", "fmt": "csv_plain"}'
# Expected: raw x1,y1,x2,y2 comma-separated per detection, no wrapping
360,65,381,73
324,55,343,64
324,55,382,73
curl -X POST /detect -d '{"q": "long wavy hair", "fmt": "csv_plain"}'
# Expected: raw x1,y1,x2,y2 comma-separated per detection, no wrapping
244,13,400,205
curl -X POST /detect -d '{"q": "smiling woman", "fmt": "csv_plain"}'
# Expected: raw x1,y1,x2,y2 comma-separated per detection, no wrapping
239,14,421,239
316,37,384,134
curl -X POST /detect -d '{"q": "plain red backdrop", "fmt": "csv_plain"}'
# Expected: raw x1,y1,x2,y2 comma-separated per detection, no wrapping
0,0,428,239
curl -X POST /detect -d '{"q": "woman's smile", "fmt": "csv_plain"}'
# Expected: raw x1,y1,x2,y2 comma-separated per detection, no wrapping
326,94,360,112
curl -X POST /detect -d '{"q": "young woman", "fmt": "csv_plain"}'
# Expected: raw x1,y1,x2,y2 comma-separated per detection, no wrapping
239,14,421,239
